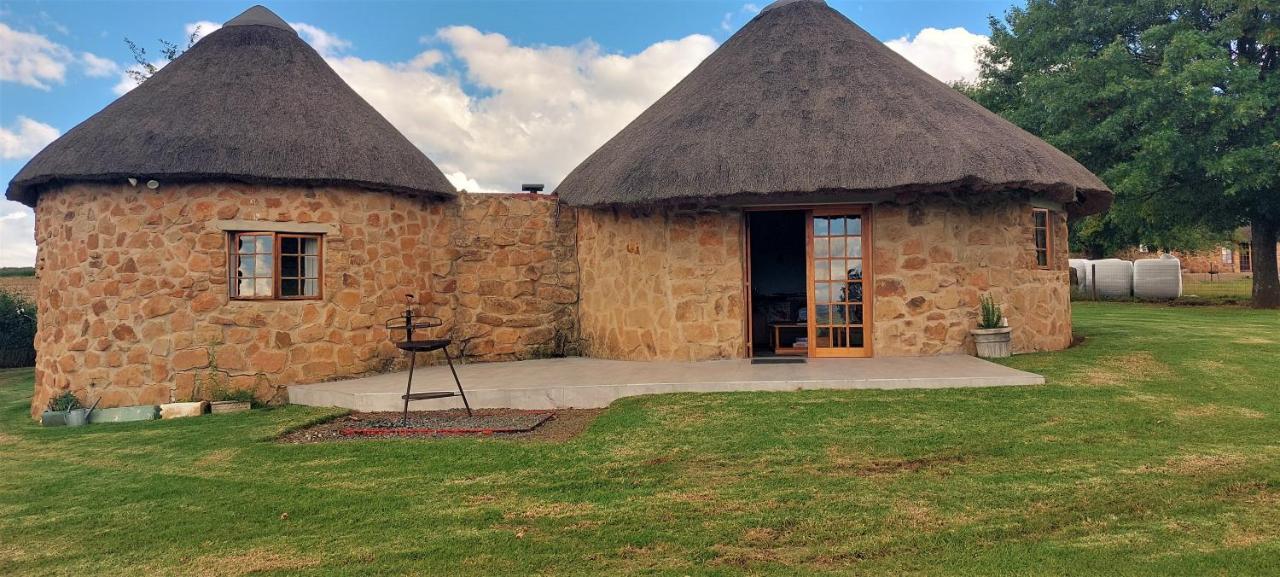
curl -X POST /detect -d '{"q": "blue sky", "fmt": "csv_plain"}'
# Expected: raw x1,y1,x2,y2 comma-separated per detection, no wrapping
0,0,1017,266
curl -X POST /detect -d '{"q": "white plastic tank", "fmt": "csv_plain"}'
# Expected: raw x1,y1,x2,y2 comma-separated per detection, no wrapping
1091,259,1134,299
1069,259,1091,297
1133,255,1182,300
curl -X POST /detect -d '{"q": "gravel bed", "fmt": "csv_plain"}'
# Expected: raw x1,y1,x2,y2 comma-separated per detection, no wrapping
279,408,602,443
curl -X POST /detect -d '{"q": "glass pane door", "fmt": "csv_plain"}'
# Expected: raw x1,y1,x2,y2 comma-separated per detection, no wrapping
808,209,870,357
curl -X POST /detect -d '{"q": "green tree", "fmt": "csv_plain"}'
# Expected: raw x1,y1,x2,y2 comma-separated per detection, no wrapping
967,0,1280,307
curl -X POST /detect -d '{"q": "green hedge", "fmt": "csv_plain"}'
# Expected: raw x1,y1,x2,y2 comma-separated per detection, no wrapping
0,290,36,368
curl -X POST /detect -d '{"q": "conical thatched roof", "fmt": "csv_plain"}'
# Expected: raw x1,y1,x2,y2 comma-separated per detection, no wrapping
556,0,1111,216
6,5,455,207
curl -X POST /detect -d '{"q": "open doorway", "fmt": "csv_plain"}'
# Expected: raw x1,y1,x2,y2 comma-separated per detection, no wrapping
747,210,808,357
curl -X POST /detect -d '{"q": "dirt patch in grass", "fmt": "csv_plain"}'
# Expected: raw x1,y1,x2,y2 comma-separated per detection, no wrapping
824,447,967,477
1233,336,1277,345
195,448,239,467
278,408,603,444
1083,351,1175,386
1162,453,1251,476
193,548,318,576
1174,404,1267,420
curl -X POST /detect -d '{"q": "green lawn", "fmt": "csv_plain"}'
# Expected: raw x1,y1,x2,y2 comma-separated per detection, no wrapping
1183,277,1254,300
2,303,1278,576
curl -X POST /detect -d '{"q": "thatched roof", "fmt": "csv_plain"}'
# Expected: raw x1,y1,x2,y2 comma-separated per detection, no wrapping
555,0,1111,216
6,5,455,207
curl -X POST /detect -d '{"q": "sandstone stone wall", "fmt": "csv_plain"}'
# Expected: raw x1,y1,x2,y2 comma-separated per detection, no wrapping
871,196,1072,355
577,206,745,360
29,184,575,417
450,193,578,360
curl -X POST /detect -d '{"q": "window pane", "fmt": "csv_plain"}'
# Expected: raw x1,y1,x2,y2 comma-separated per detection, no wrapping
830,237,846,258
831,304,846,325
847,259,862,280
237,278,255,297
281,236,299,255
815,327,831,348
255,255,272,276
813,237,828,258
255,278,272,296
256,235,273,254
814,217,828,237
1037,251,1048,268
237,256,254,278
814,259,829,281
851,329,864,347
814,282,831,303
848,237,862,258
1035,229,1047,249
303,279,319,296
302,237,319,255
847,216,861,235
280,279,300,297
280,256,299,278
850,304,863,324
830,217,845,236
815,304,830,325
303,256,319,277
238,235,258,254
828,259,844,280
1034,211,1047,228
847,282,863,303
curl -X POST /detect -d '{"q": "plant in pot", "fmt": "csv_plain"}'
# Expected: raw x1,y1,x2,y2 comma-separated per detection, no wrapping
207,379,254,414
41,391,82,427
971,294,1012,359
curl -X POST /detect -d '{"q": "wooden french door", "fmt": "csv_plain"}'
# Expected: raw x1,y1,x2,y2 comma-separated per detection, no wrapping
807,207,872,357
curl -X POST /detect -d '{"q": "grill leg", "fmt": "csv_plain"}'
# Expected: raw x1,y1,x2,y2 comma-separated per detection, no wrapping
443,347,472,417
402,350,416,425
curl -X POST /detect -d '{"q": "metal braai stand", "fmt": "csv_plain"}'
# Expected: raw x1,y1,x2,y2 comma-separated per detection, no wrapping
384,295,472,424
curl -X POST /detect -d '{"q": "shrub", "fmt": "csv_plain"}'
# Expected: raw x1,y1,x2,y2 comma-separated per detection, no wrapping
47,391,81,412
0,289,36,368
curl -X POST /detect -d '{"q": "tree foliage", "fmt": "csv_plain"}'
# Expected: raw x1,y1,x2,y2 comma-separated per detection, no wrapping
124,27,200,86
966,0,1280,306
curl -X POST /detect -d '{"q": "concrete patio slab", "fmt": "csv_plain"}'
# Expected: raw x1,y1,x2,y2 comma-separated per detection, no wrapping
287,355,1044,412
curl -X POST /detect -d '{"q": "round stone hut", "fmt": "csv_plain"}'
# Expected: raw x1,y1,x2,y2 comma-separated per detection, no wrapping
555,0,1112,360
7,6,459,415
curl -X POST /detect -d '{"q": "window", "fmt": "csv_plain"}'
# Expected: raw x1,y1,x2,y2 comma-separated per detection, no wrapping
229,232,322,300
1221,248,1234,265
1240,243,1252,272
1032,208,1052,269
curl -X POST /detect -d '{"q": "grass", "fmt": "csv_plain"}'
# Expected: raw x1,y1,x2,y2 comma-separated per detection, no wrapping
1,302,1277,576
1183,277,1253,300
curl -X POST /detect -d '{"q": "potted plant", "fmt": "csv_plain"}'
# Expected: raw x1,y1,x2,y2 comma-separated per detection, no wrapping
208,386,253,414
971,294,1012,359
41,392,81,427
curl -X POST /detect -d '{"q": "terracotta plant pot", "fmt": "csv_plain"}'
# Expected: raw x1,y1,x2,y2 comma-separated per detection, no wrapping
209,400,251,414
971,327,1013,359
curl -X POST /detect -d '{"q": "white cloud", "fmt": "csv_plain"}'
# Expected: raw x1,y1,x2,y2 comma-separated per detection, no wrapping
185,20,221,42
0,22,71,89
0,117,60,159
325,25,717,192
80,52,118,77
113,59,167,95
0,202,36,267
885,27,989,84
290,22,351,56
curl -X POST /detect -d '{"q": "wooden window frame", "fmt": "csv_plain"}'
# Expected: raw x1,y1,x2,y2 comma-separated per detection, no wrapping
1033,208,1052,270
228,231,324,301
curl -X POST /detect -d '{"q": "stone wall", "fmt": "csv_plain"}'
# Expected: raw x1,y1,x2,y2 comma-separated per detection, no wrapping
450,193,578,360
576,206,745,360
29,184,575,417
871,195,1072,355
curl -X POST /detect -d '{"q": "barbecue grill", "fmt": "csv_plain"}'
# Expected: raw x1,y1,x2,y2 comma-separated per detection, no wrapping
384,295,471,423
